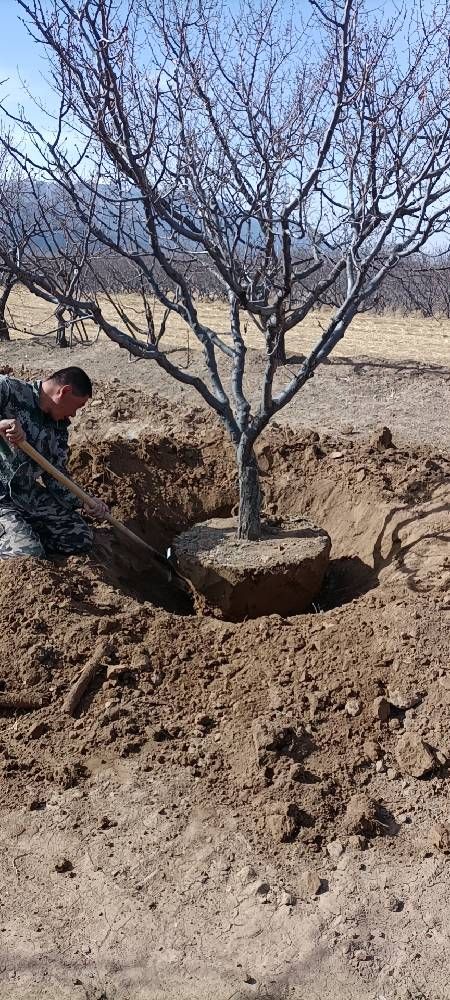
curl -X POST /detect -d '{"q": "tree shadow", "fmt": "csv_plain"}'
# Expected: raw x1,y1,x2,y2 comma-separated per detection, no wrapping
321,354,450,378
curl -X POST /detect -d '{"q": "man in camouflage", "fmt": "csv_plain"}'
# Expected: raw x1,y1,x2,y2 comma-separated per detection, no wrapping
0,367,108,559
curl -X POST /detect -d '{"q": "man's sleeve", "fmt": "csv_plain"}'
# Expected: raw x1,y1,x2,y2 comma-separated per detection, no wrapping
41,425,80,510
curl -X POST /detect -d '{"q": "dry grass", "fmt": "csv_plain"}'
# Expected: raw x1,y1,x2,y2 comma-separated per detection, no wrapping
5,285,450,366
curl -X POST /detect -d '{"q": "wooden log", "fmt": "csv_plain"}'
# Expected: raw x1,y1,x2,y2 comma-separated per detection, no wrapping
0,693,44,711
63,651,106,717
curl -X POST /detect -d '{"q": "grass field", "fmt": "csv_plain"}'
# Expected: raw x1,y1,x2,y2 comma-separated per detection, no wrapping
5,284,450,366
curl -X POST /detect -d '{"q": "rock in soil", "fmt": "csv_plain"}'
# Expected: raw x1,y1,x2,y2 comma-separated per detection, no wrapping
345,697,362,717
106,663,133,681
280,890,297,906
370,425,393,450
386,895,404,912
395,733,437,778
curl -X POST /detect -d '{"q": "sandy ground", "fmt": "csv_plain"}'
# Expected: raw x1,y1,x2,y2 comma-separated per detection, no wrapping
0,316,449,1000
5,286,450,367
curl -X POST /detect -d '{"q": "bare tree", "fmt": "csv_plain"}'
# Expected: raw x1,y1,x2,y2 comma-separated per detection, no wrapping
0,268,16,341
1,0,450,537
0,158,31,341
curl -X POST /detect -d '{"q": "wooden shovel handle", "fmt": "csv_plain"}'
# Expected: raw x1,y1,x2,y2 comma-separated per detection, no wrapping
18,438,167,563
20,438,103,509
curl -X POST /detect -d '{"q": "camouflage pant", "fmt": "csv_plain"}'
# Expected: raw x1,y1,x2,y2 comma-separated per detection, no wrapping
0,493,93,559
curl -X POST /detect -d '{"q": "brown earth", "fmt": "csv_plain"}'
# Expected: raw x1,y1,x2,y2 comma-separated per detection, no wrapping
0,338,449,999
173,516,332,619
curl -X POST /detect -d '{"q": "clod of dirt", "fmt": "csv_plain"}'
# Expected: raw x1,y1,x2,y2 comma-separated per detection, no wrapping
252,716,299,764
326,839,345,860
343,793,384,838
348,834,367,851
429,823,450,853
280,890,296,907
28,721,49,740
251,881,271,898
386,895,404,912
106,664,134,682
236,865,258,887
28,799,46,811
387,767,400,781
131,650,151,670
53,761,91,789
174,516,331,620
395,733,437,778
298,870,323,898
98,815,118,831
101,704,122,724
265,801,305,842
388,687,422,710
373,696,390,722
370,425,394,450
54,858,73,873
363,739,383,762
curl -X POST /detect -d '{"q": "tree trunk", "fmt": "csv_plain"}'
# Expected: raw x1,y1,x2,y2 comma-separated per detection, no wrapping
0,318,10,341
55,308,69,348
237,442,261,540
273,332,286,365
0,280,14,340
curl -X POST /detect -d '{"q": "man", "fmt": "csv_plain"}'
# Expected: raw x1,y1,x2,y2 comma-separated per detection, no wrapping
0,366,108,559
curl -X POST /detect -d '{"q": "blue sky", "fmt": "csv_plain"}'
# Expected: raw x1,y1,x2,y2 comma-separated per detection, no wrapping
0,0,55,125
0,0,443,123
0,2,40,93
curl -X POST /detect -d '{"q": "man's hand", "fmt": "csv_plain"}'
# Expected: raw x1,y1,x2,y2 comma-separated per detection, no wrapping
0,418,26,446
83,496,109,520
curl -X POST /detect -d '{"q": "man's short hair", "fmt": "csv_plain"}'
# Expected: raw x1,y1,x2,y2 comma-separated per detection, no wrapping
47,367,93,398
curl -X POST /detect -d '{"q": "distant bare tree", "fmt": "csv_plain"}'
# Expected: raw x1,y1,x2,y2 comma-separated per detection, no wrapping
0,157,29,340
0,267,15,341
1,0,450,536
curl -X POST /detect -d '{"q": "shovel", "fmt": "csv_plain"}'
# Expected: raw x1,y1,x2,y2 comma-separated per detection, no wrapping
17,438,191,595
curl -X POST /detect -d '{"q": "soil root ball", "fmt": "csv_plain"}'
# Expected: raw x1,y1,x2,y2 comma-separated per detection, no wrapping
174,516,331,620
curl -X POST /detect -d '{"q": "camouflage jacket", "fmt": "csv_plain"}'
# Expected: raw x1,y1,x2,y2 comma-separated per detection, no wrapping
0,376,78,510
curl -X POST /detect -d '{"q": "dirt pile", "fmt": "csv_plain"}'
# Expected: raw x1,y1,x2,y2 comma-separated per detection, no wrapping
0,398,448,857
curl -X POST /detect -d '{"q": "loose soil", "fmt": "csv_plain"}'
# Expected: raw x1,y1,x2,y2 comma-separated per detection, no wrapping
0,333,449,1000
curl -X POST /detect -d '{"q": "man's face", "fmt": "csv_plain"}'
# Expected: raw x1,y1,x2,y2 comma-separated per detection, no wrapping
50,385,90,420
